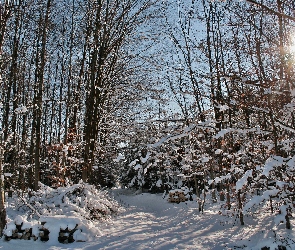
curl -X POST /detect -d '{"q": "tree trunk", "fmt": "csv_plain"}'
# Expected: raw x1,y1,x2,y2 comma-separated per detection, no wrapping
226,180,231,210
33,0,52,191
0,1,11,235
238,190,244,225
0,142,6,236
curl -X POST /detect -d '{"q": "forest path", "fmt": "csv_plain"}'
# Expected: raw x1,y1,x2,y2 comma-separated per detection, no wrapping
80,190,247,250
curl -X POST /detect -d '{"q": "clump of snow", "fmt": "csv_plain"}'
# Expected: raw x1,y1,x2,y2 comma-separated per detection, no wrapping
219,104,229,111
14,215,25,225
4,222,16,237
140,152,151,163
14,105,28,114
214,128,233,139
114,153,125,162
215,149,223,155
128,159,138,167
134,164,142,170
73,229,87,242
156,179,162,187
201,156,211,163
236,169,252,190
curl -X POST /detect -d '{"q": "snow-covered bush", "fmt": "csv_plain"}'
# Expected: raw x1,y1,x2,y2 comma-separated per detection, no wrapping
14,182,122,221
240,155,295,228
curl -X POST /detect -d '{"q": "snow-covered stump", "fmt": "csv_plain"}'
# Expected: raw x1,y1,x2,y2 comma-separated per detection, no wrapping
58,225,78,243
39,216,85,244
4,221,38,241
4,215,86,244
39,222,50,242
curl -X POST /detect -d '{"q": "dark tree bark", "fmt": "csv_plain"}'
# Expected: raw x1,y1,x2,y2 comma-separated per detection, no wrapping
32,0,52,191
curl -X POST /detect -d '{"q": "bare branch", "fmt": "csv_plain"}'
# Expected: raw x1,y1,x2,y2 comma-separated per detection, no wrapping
246,0,295,21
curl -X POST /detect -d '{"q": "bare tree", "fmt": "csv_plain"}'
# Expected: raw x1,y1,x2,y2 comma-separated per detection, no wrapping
0,0,14,236
31,0,52,191
81,0,154,183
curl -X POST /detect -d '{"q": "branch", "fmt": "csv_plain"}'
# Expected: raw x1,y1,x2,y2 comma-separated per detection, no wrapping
274,119,295,134
246,0,295,21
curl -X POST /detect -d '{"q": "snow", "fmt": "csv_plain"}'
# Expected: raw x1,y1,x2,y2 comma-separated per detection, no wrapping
114,153,125,162
128,159,138,167
149,124,196,148
2,189,295,250
140,152,151,163
134,164,141,170
14,105,28,114
236,169,252,190
275,122,295,133
215,149,223,154
261,157,283,177
215,104,229,112
287,156,295,170
213,173,231,184
73,229,87,242
243,189,280,213
156,179,162,187
214,128,233,139
201,156,211,163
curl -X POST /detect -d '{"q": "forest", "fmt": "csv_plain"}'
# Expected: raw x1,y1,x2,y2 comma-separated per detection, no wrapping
0,0,295,249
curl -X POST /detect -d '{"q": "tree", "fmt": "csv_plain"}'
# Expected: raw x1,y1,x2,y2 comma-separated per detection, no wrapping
81,0,155,183
0,0,14,236
0,137,6,236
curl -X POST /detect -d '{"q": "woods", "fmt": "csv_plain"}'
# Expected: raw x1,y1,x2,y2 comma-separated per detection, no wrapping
0,0,295,245
0,0,156,192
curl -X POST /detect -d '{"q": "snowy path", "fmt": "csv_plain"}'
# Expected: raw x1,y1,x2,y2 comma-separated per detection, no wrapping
76,191,250,250
1,190,295,250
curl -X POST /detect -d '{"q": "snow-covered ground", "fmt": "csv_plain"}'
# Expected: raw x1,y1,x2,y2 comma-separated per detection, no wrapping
1,189,295,250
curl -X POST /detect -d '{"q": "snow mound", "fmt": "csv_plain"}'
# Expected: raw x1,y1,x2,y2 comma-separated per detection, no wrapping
20,182,123,220
5,182,124,242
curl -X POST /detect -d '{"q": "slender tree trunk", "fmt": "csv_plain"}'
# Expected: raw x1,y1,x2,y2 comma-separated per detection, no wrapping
238,190,244,225
0,142,6,236
6,5,22,173
226,180,231,210
83,2,103,181
0,1,12,234
33,0,52,191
